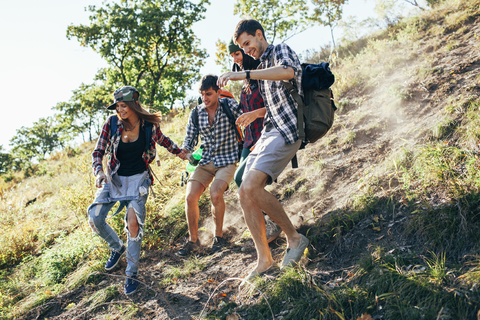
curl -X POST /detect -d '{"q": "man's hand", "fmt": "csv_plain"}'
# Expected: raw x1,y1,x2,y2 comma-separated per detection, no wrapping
236,111,258,127
236,108,266,127
95,171,107,188
217,71,245,88
177,149,188,160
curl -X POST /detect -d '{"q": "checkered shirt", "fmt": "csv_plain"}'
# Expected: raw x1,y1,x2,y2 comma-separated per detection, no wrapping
92,115,181,184
240,80,265,149
258,43,303,145
182,98,242,167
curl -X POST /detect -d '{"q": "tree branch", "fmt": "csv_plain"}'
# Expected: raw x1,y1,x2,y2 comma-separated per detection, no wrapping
403,0,425,10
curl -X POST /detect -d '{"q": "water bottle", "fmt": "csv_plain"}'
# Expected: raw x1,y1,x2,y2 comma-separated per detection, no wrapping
186,148,203,172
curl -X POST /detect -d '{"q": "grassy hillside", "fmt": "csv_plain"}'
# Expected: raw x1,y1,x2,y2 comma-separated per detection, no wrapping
1,0,480,319
0,114,198,318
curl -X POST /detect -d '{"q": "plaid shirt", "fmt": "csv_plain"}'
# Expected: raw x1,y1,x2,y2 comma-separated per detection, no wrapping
92,115,181,183
240,80,265,149
258,43,303,145
182,98,242,167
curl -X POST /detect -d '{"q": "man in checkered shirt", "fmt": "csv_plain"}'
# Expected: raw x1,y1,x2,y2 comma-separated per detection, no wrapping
218,19,310,283
176,74,242,256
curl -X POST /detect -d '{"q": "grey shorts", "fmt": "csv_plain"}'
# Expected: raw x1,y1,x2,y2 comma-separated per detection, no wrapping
242,128,302,185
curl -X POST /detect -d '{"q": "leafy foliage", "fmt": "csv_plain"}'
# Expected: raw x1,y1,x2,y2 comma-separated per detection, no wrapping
53,82,111,142
67,0,209,112
0,146,13,174
214,39,231,72
233,0,309,43
308,0,348,49
10,117,67,163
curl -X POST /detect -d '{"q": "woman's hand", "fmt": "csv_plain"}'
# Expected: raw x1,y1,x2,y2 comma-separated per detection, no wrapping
95,171,107,188
236,108,266,127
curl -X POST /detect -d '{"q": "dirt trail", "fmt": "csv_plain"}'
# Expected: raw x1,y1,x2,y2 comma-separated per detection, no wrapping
26,16,480,320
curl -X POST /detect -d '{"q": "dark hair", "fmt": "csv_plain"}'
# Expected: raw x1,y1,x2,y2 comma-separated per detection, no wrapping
198,74,219,92
233,19,266,43
232,50,261,72
232,50,261,94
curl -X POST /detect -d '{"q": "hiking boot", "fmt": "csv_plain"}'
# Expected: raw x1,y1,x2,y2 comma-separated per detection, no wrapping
105,245,126,271
265,216,282,243
281,234,309,269
124,274,139,295
176,240,199,257
211,236,227,253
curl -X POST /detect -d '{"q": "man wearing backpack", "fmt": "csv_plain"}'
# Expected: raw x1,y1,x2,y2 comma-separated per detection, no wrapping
177,74,242,256
217,19,310,282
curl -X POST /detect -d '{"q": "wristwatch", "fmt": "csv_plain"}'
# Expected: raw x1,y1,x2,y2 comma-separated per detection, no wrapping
245,70,250,80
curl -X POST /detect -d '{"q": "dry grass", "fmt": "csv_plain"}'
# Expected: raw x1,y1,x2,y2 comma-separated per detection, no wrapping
0,111,197,318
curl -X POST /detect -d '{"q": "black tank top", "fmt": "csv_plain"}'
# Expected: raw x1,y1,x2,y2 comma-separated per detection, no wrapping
117,126,147,176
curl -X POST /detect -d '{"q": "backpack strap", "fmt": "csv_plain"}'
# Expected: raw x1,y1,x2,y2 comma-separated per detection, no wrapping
144,121,153,152
189,106,200,149
220,98,243,142
111,115,153,151
291,154,298,168
283,81,306,141
188,100,243,151
110,115,119,138
270,48,306,141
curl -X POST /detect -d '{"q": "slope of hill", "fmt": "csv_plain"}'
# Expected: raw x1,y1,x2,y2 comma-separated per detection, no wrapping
1,0,480,319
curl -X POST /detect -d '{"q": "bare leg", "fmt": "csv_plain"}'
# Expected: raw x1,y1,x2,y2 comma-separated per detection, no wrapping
239,169,302,272
209,179,229,238
127,207,139,238
185,180,205,243
238,180,273,272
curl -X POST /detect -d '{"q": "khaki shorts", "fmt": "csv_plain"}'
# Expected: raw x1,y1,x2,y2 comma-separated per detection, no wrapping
243,128,302,185
190,162,236,189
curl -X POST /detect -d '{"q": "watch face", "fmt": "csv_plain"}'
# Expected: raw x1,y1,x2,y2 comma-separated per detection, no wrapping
283,65,288,69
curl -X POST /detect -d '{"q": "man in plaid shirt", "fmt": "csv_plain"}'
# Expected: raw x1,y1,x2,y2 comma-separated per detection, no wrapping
176,74,242,256
218,19,310,283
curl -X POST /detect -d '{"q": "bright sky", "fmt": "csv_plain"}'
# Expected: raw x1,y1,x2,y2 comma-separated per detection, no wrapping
0,0,376,150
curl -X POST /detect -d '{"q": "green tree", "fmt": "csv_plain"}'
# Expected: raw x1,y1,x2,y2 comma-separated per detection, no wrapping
0,146,13,174
215,39,231,73
234,0,309,43
370,0,433,27
54,82,111,142
403,0,425,10
67,0,209,113
308,0,348,54
10,117,64,162
424,0,441,7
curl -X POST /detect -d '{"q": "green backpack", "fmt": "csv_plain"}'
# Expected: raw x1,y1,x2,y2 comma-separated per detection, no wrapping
282,78,336,144
270,51,336,145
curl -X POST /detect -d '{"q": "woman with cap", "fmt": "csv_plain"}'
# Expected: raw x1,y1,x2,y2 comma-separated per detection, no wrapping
88,86,185,295
228,39,282,243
